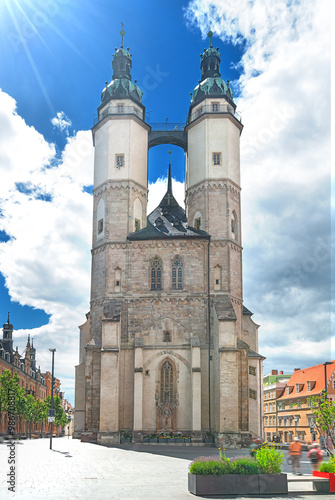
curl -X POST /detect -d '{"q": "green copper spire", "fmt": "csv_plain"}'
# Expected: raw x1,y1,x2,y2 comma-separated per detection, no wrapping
120,22,125,48
207,30,213,48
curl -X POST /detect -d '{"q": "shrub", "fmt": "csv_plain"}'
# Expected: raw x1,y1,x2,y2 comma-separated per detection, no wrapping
319,458,335,473
254,443,284,474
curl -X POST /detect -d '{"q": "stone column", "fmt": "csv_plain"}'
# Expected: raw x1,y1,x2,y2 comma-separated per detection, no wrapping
191,337,201,435
133,338,144,432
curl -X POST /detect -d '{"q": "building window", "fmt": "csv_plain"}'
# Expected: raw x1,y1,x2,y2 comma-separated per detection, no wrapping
286,387,290,396
118,104,124,113
98,219,103,234
197,107,203,117
172,259,183,290
115,268,121,292
249,389,257,400
151,258,162,290
135,219,141,232
212,102,219,112
163,331,171,342
249,366,256,376
214,265,221,291
265,404,268,413
296,384,300,393
213,153,221,165
160,360,175,403
195,218,201,230
116,154,124,168
231,211,238,241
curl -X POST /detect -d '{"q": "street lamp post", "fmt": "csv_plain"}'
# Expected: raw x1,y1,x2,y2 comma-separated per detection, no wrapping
323,361,332,451
49,348,56,450
294,416,298,438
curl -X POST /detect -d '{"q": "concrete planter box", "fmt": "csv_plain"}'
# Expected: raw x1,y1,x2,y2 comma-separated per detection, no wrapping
149,438,158,443
204,438,214,444
188,473,288,496
167,438,175,443
143,438,150,443
184,438,191,443
313,471,335,492
120,438,131,444
175,438,184,443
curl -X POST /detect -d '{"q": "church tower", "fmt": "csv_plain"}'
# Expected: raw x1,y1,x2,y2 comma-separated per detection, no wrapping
75,30,263,446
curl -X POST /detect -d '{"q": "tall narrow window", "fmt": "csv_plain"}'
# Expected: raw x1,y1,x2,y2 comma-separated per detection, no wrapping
135,219,141,232
115,268,121,292
160,360,174,403
212,102,219,112
172,259,183,290
150,258,162,290
117,104,124,113
231,211,238,241
214,265,221,291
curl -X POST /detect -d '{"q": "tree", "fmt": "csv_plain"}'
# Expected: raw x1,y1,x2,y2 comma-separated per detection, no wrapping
45,395,68,432
308,393,335,457
0,370,25,436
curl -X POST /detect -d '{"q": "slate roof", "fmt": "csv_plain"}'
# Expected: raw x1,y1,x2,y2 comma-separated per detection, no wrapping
213,297,237,321
243,305,254,316
128,163,209,241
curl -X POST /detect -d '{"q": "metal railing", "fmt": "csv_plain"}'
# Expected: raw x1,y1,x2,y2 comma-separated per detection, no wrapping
93,105,146,125
188,104,242,124
149,123,186,131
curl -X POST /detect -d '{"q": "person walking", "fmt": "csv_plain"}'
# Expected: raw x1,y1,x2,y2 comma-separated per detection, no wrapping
307,442,323,472
289,437,302,475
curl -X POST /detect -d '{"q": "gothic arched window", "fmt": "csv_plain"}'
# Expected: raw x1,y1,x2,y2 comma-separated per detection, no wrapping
172,259,183,290
160,360,175,403
150,258,162,290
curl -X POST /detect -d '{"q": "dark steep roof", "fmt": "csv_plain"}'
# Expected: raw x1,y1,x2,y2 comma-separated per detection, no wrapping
128,162,209,241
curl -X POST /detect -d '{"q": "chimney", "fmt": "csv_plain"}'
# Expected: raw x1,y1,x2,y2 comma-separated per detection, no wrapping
279,371,284,375
271,370,278,375
294,368,301,372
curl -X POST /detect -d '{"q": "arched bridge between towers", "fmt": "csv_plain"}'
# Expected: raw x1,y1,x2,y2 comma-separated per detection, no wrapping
148,123,187,151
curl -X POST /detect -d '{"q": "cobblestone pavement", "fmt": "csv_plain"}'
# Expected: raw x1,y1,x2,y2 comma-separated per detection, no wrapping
0,438,333,499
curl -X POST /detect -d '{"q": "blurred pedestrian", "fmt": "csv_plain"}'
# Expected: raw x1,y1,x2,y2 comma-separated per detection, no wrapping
307,442,323,472
289,437,302,475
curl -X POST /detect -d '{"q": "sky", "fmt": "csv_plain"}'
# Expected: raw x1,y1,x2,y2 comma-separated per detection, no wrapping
0,0,332,405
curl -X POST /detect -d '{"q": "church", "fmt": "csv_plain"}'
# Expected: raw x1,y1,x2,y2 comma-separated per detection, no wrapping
74,30,264,447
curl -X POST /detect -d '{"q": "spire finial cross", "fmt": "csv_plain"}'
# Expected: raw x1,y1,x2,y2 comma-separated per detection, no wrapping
207,30,213,48
120,22,125,48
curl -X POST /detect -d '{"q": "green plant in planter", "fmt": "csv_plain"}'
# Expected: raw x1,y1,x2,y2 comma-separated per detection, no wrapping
319,457,335,473
121,431,131,439
254,443,284,474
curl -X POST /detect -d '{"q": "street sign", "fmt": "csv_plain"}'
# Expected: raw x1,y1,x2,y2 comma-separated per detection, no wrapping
48,409,56,417
48,416,55,423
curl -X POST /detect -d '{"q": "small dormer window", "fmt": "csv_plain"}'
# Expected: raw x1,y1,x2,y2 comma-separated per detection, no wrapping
296,384,300,393
173,218,181,227
286,387,290,395
162,207,170,216
155,217,163,227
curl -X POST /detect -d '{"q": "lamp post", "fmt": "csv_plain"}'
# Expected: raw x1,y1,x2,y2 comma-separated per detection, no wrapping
49,348,56,450
323,361,332,451
294,416,298,438
323,361,332,398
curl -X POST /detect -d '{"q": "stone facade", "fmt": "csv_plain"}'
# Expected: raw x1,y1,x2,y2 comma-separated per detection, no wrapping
74,32,264,446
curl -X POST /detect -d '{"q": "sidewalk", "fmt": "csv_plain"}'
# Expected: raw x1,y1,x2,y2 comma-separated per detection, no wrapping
0,438,333,499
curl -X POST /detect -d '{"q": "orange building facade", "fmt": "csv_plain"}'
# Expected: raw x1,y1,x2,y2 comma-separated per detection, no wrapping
264,362,335,445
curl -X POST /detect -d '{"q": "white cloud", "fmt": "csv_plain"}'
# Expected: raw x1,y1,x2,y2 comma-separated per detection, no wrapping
51,111,72,135
185,0,333,369
0,90,93,402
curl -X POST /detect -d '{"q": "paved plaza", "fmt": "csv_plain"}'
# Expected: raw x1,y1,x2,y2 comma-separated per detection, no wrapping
0,438,333,499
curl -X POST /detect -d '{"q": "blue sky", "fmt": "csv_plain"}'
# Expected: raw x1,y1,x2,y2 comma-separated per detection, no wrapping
0,0,332,404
